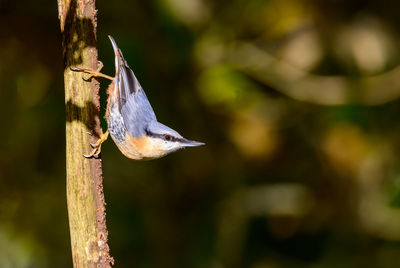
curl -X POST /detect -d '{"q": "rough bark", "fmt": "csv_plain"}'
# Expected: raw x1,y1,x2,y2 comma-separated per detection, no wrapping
57,0,113,266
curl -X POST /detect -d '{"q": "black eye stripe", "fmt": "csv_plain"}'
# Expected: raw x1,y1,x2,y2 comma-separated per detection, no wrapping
145,130,184,142
162,134,181,142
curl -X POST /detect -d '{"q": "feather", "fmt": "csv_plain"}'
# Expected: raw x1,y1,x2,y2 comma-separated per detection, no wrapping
109,36,157,137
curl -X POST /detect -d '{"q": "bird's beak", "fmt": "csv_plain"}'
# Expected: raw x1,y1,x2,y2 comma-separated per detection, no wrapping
182,139,205,147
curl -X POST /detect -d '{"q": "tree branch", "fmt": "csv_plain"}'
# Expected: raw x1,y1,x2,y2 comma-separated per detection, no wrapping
57,0,113,266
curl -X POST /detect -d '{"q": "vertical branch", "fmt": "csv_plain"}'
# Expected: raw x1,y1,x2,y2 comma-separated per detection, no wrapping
57,0,113,266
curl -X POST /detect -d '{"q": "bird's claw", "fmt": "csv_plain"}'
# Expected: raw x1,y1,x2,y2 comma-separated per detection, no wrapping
83,129,109,159
83,146,101,158
70,66,84,71
97,61,104,70
83,153,98,159
70,66,94,80
90,142,97,148
83,75,93,81
70,62,114,81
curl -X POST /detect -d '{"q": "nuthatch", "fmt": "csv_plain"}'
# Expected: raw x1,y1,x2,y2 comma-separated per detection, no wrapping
71,35,204,160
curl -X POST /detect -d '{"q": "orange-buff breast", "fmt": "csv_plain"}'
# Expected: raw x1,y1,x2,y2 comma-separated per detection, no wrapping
114,135,166,160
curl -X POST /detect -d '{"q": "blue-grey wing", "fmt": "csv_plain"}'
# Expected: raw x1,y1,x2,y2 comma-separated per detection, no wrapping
120,87,157,137
117,64,157,137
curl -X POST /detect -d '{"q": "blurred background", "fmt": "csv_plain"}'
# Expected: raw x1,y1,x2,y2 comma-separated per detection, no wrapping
2,0,400,267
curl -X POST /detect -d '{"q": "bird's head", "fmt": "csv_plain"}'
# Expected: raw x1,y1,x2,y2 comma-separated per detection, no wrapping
144,121,204,158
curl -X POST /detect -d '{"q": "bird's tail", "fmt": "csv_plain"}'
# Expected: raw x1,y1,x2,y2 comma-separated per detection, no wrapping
108,35,144,110
108,35,123,76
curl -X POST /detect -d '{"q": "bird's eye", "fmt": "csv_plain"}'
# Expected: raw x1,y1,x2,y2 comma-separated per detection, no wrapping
164,135,172,141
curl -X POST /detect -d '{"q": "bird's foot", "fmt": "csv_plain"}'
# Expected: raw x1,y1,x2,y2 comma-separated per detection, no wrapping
84,129,110,158
71,61,114,81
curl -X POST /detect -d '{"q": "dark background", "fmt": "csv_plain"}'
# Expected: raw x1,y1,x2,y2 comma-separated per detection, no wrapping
2,0,400,267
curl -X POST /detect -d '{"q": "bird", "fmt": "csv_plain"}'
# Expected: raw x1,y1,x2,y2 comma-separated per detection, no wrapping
71,35,204,160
